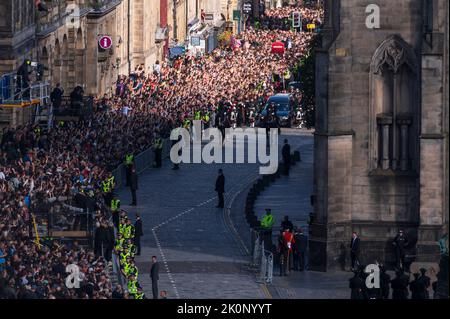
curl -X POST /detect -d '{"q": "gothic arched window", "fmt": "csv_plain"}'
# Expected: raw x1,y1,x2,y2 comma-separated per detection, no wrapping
369,35,419,173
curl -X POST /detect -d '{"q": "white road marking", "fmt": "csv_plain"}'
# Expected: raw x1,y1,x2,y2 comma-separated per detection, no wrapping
150,171,258,299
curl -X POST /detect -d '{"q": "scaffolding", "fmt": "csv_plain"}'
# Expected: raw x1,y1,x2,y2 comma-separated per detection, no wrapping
0,72,52,128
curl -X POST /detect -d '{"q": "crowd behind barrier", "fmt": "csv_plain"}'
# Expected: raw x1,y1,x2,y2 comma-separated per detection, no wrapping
111,139,171,189
1,4,323,299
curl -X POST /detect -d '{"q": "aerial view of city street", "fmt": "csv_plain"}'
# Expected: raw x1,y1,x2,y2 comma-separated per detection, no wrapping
0,0,448,312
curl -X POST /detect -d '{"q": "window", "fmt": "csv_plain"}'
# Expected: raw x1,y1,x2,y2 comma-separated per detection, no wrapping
423,0,434,33
369,35,419,173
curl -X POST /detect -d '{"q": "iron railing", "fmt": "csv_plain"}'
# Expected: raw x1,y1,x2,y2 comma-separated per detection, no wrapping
250,229,273,284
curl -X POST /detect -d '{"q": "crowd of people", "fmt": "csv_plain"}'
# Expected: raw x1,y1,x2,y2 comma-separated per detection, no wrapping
349,265,436,300
0,120,120,298
1,4,323,299
102,5,323,131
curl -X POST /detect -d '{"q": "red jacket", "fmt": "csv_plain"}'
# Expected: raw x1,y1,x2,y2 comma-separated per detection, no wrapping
283,231,295,252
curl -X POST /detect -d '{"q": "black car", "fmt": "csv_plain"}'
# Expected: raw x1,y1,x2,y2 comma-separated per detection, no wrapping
258,94,295,127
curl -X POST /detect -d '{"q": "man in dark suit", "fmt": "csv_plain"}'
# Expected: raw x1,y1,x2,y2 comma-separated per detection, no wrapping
294,228,308,271
350,232,361,270
393,229,409,270
215,169,225,208
281,139,291,176
130,166,138,206
134,214,143,256
50,83,64,111
150,256,159,299
349,270,365,300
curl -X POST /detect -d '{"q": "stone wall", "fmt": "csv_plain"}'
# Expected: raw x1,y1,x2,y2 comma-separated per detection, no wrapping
311,0,448,271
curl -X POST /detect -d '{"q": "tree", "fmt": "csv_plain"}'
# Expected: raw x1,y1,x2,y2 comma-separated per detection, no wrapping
217,31,233,48
299,34,321,129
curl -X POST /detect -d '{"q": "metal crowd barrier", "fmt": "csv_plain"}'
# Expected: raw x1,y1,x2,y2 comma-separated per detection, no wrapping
250,228,273,285
112,138,171,189
109,138,172,292
251,229,262,267
256,241,274,285
111,224,125,287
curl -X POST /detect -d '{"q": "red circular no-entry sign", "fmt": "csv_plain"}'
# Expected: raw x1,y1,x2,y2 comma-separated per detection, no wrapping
98,36,113,50
271,41,285,54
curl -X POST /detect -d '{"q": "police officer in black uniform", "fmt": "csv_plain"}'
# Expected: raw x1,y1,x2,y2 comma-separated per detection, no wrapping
134,214,143,256
129,166,138,206
393,229,409,270
349,270,365,300
281,139,291,176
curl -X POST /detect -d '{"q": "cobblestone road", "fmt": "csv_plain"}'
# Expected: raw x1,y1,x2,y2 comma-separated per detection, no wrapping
118,129,317,299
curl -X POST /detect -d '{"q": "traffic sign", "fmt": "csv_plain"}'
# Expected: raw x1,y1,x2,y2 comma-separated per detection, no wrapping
271,41,285,54
204,13,214,21
233,10,241,21
98,36,113,50
243,2,252,14
307,23,316,30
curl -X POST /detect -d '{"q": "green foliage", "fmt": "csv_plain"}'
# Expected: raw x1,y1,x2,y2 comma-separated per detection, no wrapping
217,31,233,47
299,34,321,129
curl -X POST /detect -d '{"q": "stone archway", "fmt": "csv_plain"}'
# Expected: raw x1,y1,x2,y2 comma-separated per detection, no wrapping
52,39,61,87
41,46,49,82
74,28,86,88
61,34,69,90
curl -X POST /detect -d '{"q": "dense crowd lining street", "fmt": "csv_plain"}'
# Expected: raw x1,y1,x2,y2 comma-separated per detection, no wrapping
0,4,323,299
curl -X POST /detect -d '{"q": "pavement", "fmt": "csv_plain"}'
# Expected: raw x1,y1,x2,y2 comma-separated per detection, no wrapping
117,128,351,299
252,131,350,299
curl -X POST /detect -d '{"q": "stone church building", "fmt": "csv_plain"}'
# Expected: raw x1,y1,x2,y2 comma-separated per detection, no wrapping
311,0,449,271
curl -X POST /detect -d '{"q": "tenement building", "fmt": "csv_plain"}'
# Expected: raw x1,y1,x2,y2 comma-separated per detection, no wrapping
311,0,449,271
0,0,135,95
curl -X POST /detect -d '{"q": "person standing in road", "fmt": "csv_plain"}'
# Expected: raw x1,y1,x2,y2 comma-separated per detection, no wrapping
215,169,225,208
283,228,295,273
281,139,291,176
261,209,275,250
124,150,134,187
277,231,288,276
153,135,164,168
150,256,160,299
350,232,361,271
294,228,307,271
172,127,182,170
130,166,138,206
134,214,143,256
